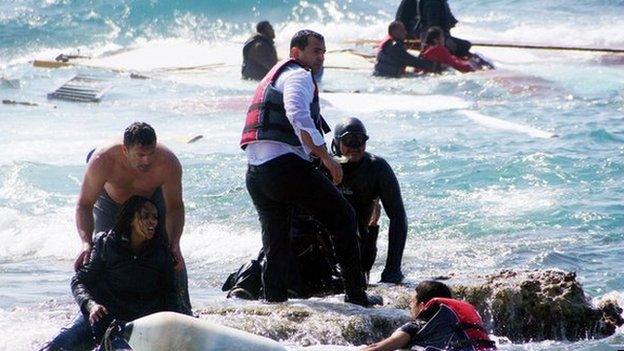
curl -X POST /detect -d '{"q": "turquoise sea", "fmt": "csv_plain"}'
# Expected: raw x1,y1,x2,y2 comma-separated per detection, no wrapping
1,0,623,349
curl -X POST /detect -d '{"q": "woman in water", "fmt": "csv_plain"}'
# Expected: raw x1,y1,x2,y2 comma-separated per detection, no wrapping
43,196,182,350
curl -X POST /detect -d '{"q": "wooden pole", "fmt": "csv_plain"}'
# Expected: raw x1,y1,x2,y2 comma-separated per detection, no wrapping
471,42,624,53
342,39,624,54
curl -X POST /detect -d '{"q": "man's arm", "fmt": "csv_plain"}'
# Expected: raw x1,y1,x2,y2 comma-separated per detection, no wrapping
300,131,342,185
162,152,185,271
377,160,407,283
360,330,410,351
74,154,108,271
391,42,436,71
282,68,343,184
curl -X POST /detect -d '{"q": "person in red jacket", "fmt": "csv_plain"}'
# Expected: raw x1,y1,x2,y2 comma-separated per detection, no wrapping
361,280,496,351
420,26,475,73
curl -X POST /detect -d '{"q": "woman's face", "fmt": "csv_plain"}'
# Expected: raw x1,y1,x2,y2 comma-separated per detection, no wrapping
131,202,158,241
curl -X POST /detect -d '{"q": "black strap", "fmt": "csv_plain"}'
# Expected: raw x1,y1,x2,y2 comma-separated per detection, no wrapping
319,115,331,134
243,121,296,134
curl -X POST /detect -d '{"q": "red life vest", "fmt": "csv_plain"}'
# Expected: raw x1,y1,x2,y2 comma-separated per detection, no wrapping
240,58,328,149
420,44,474,73
422,297,496,350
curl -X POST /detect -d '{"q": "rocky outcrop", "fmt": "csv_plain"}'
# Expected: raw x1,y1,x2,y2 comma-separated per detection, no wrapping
452,269,623,342
196,269,622,346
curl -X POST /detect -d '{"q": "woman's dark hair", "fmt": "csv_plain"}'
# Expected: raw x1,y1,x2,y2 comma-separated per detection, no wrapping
112,196,159,238
415,280,452,304
290,29,324,50
425,26,444,46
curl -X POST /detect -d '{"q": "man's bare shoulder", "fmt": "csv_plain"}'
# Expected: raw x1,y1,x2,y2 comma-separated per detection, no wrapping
86,143,123,175
155,143,182,171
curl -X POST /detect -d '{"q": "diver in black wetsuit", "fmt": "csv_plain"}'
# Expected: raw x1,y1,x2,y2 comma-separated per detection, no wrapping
241,21,278,80
332,118,408,284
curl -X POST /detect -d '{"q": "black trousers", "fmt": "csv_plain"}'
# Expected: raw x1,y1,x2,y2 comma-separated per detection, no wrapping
246,153,366,302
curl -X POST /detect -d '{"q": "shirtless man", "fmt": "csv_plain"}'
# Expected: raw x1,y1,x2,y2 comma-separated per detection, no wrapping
74,121,191,313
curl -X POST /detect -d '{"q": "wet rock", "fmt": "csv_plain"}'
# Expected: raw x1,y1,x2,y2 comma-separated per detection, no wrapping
451,269,622,342
195,269,622,346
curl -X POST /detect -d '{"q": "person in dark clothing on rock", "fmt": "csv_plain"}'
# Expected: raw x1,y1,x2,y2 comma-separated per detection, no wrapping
396,0,472,58
374,21,435,77
242,21,278,80
361,281,496,351
331,118,407,284
42,196,183,351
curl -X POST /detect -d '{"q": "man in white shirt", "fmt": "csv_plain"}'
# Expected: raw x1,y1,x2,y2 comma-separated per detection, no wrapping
240,30,378,307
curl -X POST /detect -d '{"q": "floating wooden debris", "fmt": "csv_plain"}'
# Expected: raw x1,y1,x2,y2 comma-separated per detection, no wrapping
47,74,111,103
2,99,39,106
187,135,204,143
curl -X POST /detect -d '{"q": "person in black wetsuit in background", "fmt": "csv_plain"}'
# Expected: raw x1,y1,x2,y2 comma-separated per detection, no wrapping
241,21,278,80
374,21,435,77
332,118,408,284
395,0,472,58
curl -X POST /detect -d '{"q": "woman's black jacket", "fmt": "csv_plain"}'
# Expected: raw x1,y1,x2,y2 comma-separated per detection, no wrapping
71,230,181,321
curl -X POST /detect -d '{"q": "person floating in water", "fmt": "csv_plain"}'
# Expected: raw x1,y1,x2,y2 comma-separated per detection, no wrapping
374,21,435,77
361,280,496,351
242,21,278,80
420,26,476,73
42,196,184,351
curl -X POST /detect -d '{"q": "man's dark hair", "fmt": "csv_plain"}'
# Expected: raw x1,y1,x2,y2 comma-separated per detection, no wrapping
425,26,444,46
256,20,272,34
388,20,405,36
415,280,452,304
112,196,160,238
123,122,156,148
290,29,324,50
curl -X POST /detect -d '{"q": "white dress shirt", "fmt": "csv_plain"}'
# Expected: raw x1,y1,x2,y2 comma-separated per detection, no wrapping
245,63,326,166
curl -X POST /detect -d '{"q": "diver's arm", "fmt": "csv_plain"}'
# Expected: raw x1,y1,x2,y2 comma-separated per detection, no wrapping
360,330,410,351
377,160,407,283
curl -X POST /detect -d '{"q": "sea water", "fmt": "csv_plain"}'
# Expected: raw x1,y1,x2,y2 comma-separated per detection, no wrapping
1,0,623,349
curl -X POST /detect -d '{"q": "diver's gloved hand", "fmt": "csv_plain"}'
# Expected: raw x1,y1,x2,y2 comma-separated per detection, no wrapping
380,269,404,284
